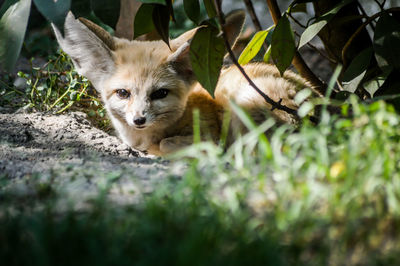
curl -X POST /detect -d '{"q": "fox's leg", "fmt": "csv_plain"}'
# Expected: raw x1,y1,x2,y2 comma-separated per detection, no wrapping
160,136,194,154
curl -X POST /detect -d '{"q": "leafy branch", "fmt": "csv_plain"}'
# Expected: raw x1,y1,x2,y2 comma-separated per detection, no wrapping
342,7,400,66
265,0,326,96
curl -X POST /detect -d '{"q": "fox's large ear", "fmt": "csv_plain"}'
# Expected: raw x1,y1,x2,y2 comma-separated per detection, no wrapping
167,10,245,84
52,12,115,91
167,27,201,85
169,9,246,51
224,9,246,48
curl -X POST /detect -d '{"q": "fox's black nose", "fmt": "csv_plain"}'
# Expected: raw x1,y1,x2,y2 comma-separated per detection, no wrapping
133,117,146,126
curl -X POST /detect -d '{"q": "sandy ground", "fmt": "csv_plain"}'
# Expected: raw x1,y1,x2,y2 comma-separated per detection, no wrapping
0,109,181,208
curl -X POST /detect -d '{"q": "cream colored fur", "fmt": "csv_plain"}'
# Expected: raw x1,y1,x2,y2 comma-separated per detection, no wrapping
53,12,310,156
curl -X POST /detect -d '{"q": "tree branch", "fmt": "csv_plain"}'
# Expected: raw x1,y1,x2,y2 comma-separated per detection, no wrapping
265,0,326,97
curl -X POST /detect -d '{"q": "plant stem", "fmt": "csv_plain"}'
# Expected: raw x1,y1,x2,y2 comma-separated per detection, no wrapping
49,86,71,111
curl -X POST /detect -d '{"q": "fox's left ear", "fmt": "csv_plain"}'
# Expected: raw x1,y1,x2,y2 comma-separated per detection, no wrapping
52,12,116,92
168,9,246,83
170,9,246,52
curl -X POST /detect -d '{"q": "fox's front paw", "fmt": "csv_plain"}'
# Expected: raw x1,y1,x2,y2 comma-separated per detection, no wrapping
159,136,193,154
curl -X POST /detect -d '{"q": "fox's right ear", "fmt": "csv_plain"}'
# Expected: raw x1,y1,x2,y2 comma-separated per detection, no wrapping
52,12,115,91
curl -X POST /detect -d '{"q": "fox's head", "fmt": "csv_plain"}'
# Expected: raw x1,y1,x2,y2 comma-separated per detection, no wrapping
53,11,245,130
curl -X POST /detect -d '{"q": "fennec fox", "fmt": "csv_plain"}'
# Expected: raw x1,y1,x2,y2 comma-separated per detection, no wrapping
53,11,309,156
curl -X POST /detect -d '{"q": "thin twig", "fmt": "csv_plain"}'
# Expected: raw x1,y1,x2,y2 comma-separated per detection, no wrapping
242,0,269,50
373,0,386,11
214,0,318,123
342,7,400,66
265,0,326,96
242,0,262,30
357,2,375,31
288,12,306,29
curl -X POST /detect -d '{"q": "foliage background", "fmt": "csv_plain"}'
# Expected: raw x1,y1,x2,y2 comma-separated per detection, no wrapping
1,0,400,265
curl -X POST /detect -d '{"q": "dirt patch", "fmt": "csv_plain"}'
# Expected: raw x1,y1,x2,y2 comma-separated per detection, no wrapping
0,110,180,208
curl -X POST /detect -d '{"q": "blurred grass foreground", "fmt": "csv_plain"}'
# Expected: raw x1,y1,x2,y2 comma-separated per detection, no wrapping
1,97,400,265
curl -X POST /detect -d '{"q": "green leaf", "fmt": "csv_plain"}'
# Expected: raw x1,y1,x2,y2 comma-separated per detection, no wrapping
263,45,272,63
298,0,354,48
0,0,18,17
373,13,400,71
33,0,70,32
364,73,389,98
139,0,166,4
289,3,307,14
298,18,329,48
134,4,155,39
71,0,92,18
190,26,225,97
203,0,216,18
166,0,175,22
152,4,170,47
0,0,31,72
342,47,373,93
334,91,353,101
238,30,269,65
184,0,200,24
271,14,295,75
90,0,120,28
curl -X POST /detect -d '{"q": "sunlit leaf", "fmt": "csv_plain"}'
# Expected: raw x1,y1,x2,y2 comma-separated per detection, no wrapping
90,0,120,28
271,14,295,75
0,0,31,71
152,4,170,47
298,0,354,48
184,0,200,24
33,0,70,32
134,4,155,39
190,26,225,97
373,13,400,71
238,30,269,65
299,18,329,48
263,45,272,63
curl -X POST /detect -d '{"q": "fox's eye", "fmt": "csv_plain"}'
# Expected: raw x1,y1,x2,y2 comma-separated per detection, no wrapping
150,88,169,100
116,89,130,99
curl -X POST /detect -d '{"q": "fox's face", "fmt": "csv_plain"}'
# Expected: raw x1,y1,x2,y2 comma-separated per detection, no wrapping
52,13,201,131
102,41,195,130
53,11,244,135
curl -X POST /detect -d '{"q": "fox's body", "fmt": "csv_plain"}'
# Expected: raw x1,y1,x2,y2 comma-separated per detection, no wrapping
53,11,309,155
